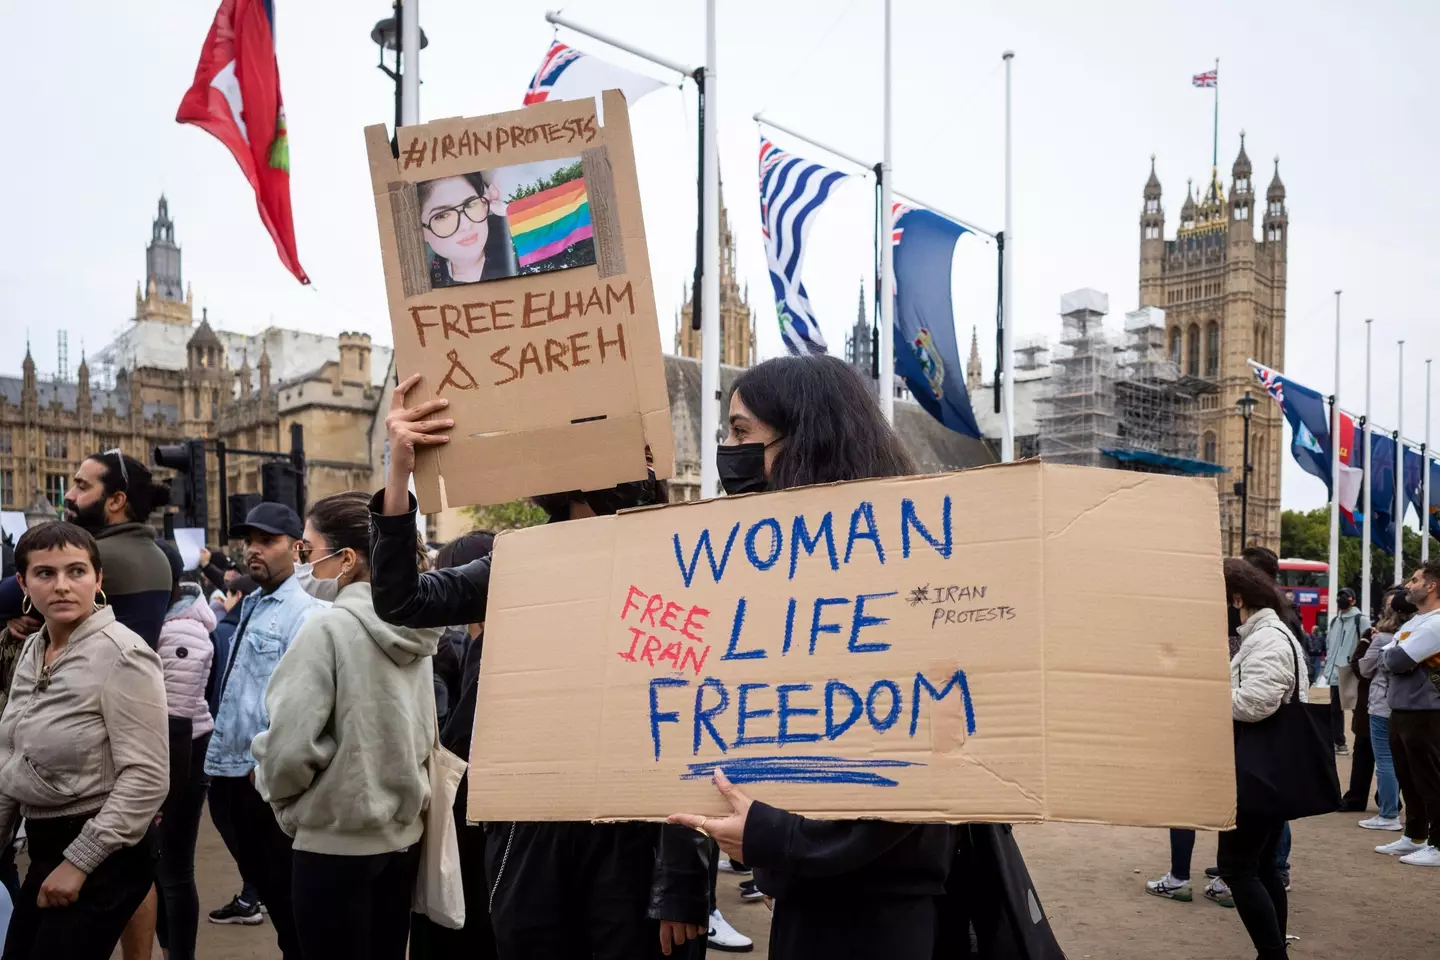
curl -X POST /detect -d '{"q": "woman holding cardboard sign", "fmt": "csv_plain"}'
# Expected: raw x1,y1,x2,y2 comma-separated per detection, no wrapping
667,354,959,960
371,373,715,960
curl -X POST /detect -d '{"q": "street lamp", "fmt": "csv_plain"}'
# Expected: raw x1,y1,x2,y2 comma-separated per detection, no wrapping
372,3,428,134
1236,390,1258,550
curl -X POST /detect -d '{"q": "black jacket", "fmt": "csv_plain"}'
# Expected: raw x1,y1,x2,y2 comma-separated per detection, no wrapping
368,490,710,931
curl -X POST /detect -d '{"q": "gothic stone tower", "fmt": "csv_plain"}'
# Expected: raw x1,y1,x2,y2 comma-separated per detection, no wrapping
676,200,757,368
1138,136,1288,556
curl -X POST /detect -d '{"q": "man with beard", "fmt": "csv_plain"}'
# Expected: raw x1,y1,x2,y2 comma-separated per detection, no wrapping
203,502,322,959
61,451,179,960
62,451,174,648
1378,560,1440,866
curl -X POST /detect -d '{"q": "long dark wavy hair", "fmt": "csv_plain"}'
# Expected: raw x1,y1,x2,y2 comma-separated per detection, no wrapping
730,354,917,492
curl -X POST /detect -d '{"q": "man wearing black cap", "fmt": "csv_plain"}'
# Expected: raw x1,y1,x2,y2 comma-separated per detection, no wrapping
202,502,322,960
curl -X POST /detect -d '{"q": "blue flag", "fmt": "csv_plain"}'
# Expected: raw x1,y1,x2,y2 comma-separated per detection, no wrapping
1253,364,1332,486
1369,433,1398,554
892,208,981,438
1430,459,1440,540
1404,444,1425,524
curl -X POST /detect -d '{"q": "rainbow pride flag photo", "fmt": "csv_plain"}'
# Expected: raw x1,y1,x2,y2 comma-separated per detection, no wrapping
501,157,595,274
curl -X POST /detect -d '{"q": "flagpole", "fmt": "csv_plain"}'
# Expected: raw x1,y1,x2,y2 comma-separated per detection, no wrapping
1362,319,1373,616
1211,57,1219,172
400,0,420,125
700,0,721,497
878,0,896,425
1327,291,1341,632
1397,340,1405,581
1001,50,1016,461
1425,358,1433,563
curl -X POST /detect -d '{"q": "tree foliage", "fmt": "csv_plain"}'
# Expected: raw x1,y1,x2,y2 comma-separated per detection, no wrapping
1281,507,1432,605
506,160,585,203
461,498,549,532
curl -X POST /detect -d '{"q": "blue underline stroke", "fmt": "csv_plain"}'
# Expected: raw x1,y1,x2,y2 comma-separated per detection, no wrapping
679,755,924,787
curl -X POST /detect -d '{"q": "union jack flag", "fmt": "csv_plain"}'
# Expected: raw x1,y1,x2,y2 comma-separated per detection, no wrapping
1192,69,1217,88
891,200,912,246
1254,362,1284,404
524,43,583,104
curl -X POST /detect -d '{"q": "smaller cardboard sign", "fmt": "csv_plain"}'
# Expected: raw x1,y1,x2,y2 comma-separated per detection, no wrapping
469,461,1238,830
366,91,673,512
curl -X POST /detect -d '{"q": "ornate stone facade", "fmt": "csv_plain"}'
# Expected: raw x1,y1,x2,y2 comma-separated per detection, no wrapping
1139,137,1288,554
674,202,756,368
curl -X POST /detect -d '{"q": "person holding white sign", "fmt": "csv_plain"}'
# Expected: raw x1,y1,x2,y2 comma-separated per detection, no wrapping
668,355,956,960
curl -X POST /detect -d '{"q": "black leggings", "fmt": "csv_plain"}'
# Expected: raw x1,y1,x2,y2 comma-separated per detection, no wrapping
1217,815,1287,960
2,814,157,960
292,844,422,960
156,727,211,960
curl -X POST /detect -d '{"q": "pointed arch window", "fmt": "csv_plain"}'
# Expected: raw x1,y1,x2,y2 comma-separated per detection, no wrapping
1146,199,1159,214
1205,322,1220,378
1186,325,1200,377
1168,327,1181,365
1203,431,1218,464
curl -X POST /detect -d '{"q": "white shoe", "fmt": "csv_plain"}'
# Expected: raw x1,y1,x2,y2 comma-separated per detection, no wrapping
1399,845,1440,867
1145,873,1193,901
707,908,754,952
1375,836,1428,856
716,856,749,874
1358,815,1404,831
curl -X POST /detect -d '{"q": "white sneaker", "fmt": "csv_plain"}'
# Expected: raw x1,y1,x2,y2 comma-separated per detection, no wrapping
1399,845,1440,867
716,856,749,875
1358,815,1404,831
707,908,754,952
1145,873,1193,901
1375,836,1428,856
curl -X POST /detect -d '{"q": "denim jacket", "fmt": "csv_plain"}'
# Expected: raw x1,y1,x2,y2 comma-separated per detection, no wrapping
204,576,324,777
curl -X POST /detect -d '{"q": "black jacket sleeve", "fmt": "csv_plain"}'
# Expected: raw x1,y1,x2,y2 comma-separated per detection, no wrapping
648,825,711,925
200,562,228,596
368,490,492,629
743,801,919,878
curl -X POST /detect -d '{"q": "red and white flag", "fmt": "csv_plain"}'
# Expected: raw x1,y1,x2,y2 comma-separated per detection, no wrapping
177,0,308,284
523,41,667,107
1192,69,1218,88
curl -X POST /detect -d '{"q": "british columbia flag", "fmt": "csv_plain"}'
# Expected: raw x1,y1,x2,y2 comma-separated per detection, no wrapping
1192,69,1218,88
522,41,665,107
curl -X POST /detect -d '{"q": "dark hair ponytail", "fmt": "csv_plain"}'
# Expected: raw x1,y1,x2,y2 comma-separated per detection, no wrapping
306,491,372,576
89,451,169,522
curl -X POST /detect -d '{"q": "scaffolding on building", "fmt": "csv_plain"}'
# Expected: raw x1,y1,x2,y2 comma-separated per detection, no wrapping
1037,293,1221,474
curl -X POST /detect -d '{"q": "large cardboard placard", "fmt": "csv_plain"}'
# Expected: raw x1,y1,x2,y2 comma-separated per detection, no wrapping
365,91,673,512
469,461,1237,829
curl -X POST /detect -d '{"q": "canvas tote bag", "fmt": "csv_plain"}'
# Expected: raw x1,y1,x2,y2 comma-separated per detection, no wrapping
413,714,468,928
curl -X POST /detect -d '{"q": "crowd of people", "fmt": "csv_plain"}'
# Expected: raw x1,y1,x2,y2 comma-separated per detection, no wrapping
0,354,1437,959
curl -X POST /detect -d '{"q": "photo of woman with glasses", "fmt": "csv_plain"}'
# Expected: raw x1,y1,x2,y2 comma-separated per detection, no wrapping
419,172,518,287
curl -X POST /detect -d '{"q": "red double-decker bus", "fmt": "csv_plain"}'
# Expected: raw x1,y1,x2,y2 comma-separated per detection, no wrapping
1277,558,1329,634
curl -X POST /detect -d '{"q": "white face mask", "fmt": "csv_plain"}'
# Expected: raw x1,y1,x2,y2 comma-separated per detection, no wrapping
293,550,344,602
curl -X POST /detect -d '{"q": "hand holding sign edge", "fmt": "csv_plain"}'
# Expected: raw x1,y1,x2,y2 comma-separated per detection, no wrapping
666,767,753,864
383,373,454,516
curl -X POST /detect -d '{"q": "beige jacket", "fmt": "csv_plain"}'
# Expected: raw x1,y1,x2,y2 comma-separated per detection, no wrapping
0,606,169,874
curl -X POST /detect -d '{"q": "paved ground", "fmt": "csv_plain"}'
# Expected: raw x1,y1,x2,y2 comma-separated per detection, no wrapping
74,751,1437,958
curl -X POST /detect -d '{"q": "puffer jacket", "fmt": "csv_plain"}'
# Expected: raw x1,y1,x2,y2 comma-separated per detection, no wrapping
1232,606,1310,722
161,582,216,737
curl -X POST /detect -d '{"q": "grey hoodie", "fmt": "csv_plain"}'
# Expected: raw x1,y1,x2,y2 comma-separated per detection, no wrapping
1383,609,1440,712
252,581,442,856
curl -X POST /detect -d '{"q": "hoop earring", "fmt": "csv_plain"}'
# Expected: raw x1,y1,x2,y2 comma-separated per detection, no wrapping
21,595,32,617
95,589,109,610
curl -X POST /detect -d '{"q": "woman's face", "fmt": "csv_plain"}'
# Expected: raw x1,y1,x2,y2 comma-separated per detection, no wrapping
725,393,782,478
300,521,353,585
421,176,490,266
18,545,101,628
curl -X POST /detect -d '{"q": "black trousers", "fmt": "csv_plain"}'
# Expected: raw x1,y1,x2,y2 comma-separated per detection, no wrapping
2,814,156,960
1391,709,1440,846
292,844,421,960
1217,815,1287,960
484,821,666,960
1328,693,1347,748
772,892,935,960
208,775,300,959
409,818,498,960
156,729,211,960
1343,721,1376,809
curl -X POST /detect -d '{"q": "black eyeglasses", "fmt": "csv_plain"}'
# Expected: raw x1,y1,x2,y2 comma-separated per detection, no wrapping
423,195,490,239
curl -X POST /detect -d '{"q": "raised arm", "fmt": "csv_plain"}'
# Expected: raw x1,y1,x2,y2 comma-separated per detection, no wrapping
369,491,491,629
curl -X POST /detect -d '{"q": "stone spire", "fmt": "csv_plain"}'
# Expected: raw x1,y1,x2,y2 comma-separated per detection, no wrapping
966,326,983,396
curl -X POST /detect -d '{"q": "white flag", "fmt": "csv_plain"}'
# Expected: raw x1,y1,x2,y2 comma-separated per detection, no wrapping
523,42,667,108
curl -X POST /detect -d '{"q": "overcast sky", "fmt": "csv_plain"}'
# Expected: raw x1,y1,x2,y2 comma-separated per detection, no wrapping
4,0,1437,513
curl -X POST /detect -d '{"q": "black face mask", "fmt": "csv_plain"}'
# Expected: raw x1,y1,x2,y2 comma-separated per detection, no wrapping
1338,597,1353,610
717,443,769,496
584,475,662,516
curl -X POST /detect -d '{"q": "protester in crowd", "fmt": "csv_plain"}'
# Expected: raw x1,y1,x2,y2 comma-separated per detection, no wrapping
250,491,439,960
374,372,711,960
61,450,178,957
667,355,957,960
1356,586,1414,833
142,539,215,960
1376,560,1440,866
0,576,35,907
407,529,499,960
1324,587,1368,753
203,502,322,959
1343,616,1378,812
195,546,236,600
1217,557,1309,960
0,522,169,959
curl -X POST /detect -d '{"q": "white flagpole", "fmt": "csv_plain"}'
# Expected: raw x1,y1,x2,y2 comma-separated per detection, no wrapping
400,0,420,125
878,0,896,424
1396,341,1405,581
1362,319,1373,616
1001,51,1016,461
1327,291,1341,632
1425,358,1433,563
700,0,721,498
